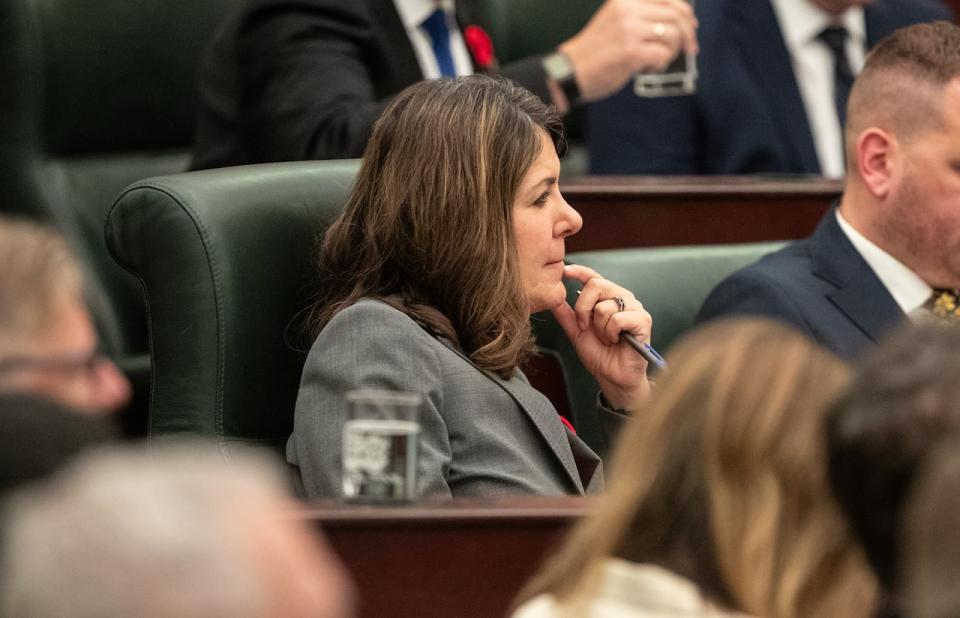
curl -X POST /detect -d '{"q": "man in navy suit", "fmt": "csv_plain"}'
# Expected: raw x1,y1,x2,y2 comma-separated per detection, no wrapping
589,0,951,177
190,0,698,168
698,21,960,359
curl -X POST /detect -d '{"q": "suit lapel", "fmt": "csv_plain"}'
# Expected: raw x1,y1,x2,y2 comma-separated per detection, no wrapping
368,0,425,85
438,341,589,493
811,208,905,343
727,0,821,174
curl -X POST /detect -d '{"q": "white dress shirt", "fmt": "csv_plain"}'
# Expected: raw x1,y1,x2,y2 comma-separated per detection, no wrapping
392,0,473,79
513,559,750,618
836,209,932,317
769,0,867,178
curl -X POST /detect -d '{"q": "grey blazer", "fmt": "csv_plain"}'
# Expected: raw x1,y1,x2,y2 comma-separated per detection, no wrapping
287,299,608,498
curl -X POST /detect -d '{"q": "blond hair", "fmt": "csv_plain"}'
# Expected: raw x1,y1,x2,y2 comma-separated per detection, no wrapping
308,76,564,378
517,319,878,617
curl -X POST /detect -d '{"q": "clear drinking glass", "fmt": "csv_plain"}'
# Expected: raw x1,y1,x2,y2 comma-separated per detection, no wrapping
342,389,422,503
634,0,697,97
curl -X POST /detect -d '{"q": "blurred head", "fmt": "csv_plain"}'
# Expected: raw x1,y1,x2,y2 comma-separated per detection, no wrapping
0,444,354,618
827,322,960,595
519,319,877,618
842,21,960,289
0,217,129,415
901,439,960,618
312,76,579,378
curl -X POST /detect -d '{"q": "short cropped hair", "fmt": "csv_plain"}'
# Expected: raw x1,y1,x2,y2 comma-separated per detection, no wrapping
827,322,960,592
0,217,81,350
846,21,960,156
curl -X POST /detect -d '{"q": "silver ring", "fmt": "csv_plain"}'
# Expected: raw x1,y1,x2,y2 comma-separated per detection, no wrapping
614,296,626,313
653,22,666,39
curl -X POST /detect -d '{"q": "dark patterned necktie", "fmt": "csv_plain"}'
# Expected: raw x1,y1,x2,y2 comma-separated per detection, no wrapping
818,25,854,128
926,289,960,322
421,9,456,78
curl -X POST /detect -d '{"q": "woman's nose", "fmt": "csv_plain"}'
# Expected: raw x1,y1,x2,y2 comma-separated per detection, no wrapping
556,193,583,238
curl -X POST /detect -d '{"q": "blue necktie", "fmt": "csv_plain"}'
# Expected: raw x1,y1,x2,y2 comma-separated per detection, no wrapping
421,8,456,78
818,26,854,128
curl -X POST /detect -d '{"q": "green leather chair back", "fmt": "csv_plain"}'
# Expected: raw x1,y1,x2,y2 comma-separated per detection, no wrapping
0,0,236,359
477,0,601,63
476,0,603,174
533,242,786,453
105,161,359,454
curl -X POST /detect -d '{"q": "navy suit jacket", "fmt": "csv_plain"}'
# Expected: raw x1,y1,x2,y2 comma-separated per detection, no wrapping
191,0,549,168
589,0,952,175
697,209,906,360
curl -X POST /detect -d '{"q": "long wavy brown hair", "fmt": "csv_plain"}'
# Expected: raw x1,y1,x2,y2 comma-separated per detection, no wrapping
516,318,878,617
307,76,564,378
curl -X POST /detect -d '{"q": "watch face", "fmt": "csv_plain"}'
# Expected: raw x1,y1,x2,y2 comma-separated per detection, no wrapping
543,53,574,81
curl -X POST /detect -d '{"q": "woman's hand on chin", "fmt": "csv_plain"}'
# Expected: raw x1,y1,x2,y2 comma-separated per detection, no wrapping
550,264,653,412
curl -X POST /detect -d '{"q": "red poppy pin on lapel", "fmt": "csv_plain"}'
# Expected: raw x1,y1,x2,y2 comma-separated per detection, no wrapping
463,25,498,72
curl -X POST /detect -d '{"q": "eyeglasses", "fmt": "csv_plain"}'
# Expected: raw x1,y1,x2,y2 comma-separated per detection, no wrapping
0,350,108,378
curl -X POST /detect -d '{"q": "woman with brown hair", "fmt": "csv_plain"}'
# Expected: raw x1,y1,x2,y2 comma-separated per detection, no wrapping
513,318,879,618
288,75,653,498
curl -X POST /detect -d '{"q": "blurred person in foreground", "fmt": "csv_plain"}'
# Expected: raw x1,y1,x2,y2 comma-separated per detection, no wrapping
0,217,129,415
513,319,877,618
191,0,699,167
699,21,960,360
0,395,114,496
0,443,354,618
900,439,960,618
289,75,656,498
827,322,960,615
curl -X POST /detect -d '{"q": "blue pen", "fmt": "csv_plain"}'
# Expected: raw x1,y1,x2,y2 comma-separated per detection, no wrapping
575,290,667,370
620,331,667,371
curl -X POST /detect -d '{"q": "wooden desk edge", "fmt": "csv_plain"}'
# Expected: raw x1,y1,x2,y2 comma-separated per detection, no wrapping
561,175,843,196
295,495,591,526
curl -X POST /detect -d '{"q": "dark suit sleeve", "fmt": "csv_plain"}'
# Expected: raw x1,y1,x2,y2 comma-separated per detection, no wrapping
598,400,629,445
589,82,701,174
696,269,816,338
498,56,552,106
229,0,580,163
237,3,393,161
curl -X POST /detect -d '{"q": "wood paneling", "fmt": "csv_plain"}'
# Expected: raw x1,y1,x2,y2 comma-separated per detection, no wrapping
302,496,588,618
561,176,841,252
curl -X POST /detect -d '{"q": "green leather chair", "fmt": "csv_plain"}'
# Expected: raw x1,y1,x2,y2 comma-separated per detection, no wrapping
478,0,603,175
107,159,784,457
532,242,786,453
479,0,601,62
105,161,359,454
0,0,235,415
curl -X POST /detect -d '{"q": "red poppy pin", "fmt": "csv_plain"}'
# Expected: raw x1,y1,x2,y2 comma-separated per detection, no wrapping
463,25,498,72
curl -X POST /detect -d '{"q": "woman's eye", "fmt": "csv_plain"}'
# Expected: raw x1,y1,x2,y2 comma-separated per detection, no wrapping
534,191,550,205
